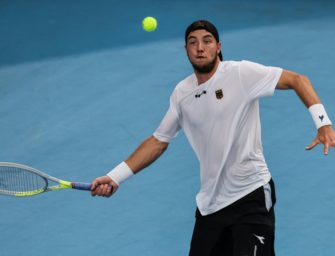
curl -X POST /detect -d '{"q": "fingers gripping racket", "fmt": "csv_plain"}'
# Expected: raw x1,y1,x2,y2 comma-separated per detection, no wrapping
0,162,94,197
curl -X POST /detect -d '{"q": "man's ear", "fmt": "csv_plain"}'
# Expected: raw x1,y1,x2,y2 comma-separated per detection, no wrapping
217,42,222,55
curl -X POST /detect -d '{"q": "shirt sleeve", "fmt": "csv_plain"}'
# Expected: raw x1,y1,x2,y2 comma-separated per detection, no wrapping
153,91,181,143
239,60,283,101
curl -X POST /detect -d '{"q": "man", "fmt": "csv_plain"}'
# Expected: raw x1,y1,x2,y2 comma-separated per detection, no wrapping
91,20,335,255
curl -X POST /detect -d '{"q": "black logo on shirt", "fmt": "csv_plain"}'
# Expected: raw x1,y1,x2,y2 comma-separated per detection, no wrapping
215,89,223,99
195,90,207,98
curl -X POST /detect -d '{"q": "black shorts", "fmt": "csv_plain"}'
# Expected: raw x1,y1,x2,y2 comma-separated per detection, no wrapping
189,179,276,256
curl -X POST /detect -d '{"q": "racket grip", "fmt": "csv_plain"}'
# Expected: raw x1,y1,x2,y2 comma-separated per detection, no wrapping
71,182,92,191
71,182,113,191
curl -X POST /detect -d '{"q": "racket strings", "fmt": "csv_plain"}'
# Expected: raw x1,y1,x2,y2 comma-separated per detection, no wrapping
0,166,47,195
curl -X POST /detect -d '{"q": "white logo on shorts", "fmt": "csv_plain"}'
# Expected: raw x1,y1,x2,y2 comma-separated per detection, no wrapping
253,234,265,245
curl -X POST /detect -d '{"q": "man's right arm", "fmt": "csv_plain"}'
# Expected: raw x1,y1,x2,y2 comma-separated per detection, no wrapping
125,135,169,173
91,135,169,197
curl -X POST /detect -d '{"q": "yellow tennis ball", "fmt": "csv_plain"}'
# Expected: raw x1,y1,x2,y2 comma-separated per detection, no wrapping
142,16,158,32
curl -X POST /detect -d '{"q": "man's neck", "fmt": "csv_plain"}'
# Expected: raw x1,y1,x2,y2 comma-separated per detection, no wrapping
195,60,220,85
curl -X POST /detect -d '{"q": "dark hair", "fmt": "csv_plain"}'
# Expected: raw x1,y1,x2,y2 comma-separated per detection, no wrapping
185,20,223,61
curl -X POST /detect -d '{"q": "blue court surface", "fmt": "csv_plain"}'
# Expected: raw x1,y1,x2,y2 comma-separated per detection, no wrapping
1,1,335,255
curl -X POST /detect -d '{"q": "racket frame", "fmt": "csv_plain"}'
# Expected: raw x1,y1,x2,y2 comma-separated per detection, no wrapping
0,162,91,196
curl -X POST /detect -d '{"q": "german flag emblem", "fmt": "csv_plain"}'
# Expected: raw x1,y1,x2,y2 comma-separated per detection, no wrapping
215,89,223,99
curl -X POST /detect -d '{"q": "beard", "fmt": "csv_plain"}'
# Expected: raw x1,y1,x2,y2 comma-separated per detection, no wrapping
190,55,217,74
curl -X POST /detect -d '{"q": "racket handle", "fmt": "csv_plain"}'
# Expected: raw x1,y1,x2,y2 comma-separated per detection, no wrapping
71,182,92,191
71,182,113,191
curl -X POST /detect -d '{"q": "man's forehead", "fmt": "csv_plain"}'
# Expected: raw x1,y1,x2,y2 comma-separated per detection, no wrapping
187,29,214,39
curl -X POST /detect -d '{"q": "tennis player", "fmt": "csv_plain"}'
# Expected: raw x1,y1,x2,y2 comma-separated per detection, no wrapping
91,20,335,255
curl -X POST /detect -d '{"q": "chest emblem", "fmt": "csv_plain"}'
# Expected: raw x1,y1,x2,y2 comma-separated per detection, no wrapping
215,89,224,99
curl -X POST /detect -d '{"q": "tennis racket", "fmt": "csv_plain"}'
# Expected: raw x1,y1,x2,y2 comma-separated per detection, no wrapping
0,162,99,197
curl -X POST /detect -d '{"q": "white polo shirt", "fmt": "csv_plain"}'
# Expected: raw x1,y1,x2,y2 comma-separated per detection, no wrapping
153,60,283,215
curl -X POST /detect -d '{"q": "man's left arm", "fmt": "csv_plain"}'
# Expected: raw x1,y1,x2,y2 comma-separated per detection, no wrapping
276,69,335,155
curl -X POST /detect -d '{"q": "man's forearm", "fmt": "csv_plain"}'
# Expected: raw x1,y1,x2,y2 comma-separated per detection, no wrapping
125,135,169,173
290,74,320,108
277,70,320,107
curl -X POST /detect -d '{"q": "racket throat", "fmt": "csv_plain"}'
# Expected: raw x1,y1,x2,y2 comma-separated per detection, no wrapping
48,180,72,191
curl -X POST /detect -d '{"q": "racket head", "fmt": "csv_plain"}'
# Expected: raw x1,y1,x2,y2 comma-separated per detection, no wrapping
0,162,49,196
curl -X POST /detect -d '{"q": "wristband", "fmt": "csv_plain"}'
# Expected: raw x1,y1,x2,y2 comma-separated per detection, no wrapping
106,161,134,186
308,104,332,129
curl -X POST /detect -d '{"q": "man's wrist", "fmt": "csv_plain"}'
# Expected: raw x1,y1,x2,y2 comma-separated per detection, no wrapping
309,104,332,129
106,161,134,186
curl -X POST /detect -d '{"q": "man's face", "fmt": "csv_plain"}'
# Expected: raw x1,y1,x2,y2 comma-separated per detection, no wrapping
185,29,221,74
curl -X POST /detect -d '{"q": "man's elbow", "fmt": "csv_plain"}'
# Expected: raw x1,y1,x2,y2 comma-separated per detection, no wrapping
292,74,310,89
156,137,169,154
148,135,169,154
277,70,310,90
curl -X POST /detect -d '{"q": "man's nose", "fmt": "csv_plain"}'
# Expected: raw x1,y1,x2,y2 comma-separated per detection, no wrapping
197,42,204,51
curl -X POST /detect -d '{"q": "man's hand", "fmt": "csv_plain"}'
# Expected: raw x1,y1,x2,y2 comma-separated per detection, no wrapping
91,175,119,197
306,125,335,155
